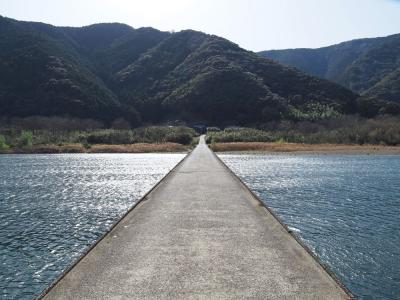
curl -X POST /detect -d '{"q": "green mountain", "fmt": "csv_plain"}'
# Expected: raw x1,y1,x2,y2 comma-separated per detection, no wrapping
0,17,123,121
0,17,168,125
59,24,170,79
259,34,400,106
114,30,359,125
0,16,395,127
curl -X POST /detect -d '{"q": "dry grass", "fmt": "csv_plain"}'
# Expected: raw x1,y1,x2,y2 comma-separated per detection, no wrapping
89,143,188,153
3,143,188,154
210,142,400,154
6,144,86,153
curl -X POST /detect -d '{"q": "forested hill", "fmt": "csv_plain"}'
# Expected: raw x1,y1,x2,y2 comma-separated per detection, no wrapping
259,34,400,106
0,16,397,127
114,30,361,124
0,17,169,125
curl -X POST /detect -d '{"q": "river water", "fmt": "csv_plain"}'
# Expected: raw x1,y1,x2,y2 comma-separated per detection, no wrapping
0,153,184,299
219,153,400,299
1,153,399,299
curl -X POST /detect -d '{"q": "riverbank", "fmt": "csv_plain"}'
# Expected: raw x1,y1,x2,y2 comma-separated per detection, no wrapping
210,142,400,154
0,126,196,153
3,141,399,154
0,143,189,154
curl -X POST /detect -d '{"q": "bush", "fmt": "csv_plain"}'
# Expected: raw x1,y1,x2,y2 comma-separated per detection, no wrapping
207,128,273,143
2,118,397,147
134,126,195,144
206,116,400,145
0,135,10,151
165,127,195,145
63,126,195,145
17,131,33,148
86,130,134,144
165,132,193,145
82,141,91,149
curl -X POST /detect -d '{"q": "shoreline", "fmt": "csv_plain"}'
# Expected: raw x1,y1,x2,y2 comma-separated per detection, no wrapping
0,143,190,154
2,142,400,154
210,142,400,154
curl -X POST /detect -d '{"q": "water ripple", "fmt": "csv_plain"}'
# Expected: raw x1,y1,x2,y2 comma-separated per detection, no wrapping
219,153,400,300
0,153,184,299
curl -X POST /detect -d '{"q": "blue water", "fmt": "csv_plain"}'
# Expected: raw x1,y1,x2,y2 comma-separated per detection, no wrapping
219,153,400,299
0,153,184,299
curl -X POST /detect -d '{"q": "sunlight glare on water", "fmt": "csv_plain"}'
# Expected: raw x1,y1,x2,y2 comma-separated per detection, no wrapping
0,153,184,299
219,153,400,300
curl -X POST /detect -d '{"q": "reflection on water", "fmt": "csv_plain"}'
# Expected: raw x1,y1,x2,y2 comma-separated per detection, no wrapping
219,153,400,300
0,153,184,299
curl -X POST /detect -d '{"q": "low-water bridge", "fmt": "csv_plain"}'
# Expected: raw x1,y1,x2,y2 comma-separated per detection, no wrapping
40,136,352,299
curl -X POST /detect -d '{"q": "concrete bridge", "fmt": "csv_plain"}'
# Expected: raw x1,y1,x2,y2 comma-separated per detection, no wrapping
40,136,352,299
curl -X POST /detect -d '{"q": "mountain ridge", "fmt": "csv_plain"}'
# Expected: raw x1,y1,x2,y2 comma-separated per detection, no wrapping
0,16,397,127
259,33,400,106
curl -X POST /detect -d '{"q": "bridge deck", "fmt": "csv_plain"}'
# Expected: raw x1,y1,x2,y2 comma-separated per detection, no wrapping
42,136,350,299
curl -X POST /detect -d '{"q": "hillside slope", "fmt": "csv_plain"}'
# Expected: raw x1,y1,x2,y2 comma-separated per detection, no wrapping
0,17,137,123
115,30,359,125
259,34,400,104
0,16,395,127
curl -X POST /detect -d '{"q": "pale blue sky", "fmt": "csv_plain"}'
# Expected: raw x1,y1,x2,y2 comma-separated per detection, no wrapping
0,0,399,51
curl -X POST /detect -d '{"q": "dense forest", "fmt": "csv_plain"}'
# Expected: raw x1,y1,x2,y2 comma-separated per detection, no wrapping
259,34,400,108
1,16,398,130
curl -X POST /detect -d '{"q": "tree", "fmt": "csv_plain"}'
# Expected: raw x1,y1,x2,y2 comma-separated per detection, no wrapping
111,118,131,129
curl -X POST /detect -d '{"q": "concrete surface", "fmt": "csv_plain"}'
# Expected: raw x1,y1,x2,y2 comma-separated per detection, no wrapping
42,136,351,299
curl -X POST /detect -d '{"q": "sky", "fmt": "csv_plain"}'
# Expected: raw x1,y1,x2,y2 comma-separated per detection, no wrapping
0,0,399,51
